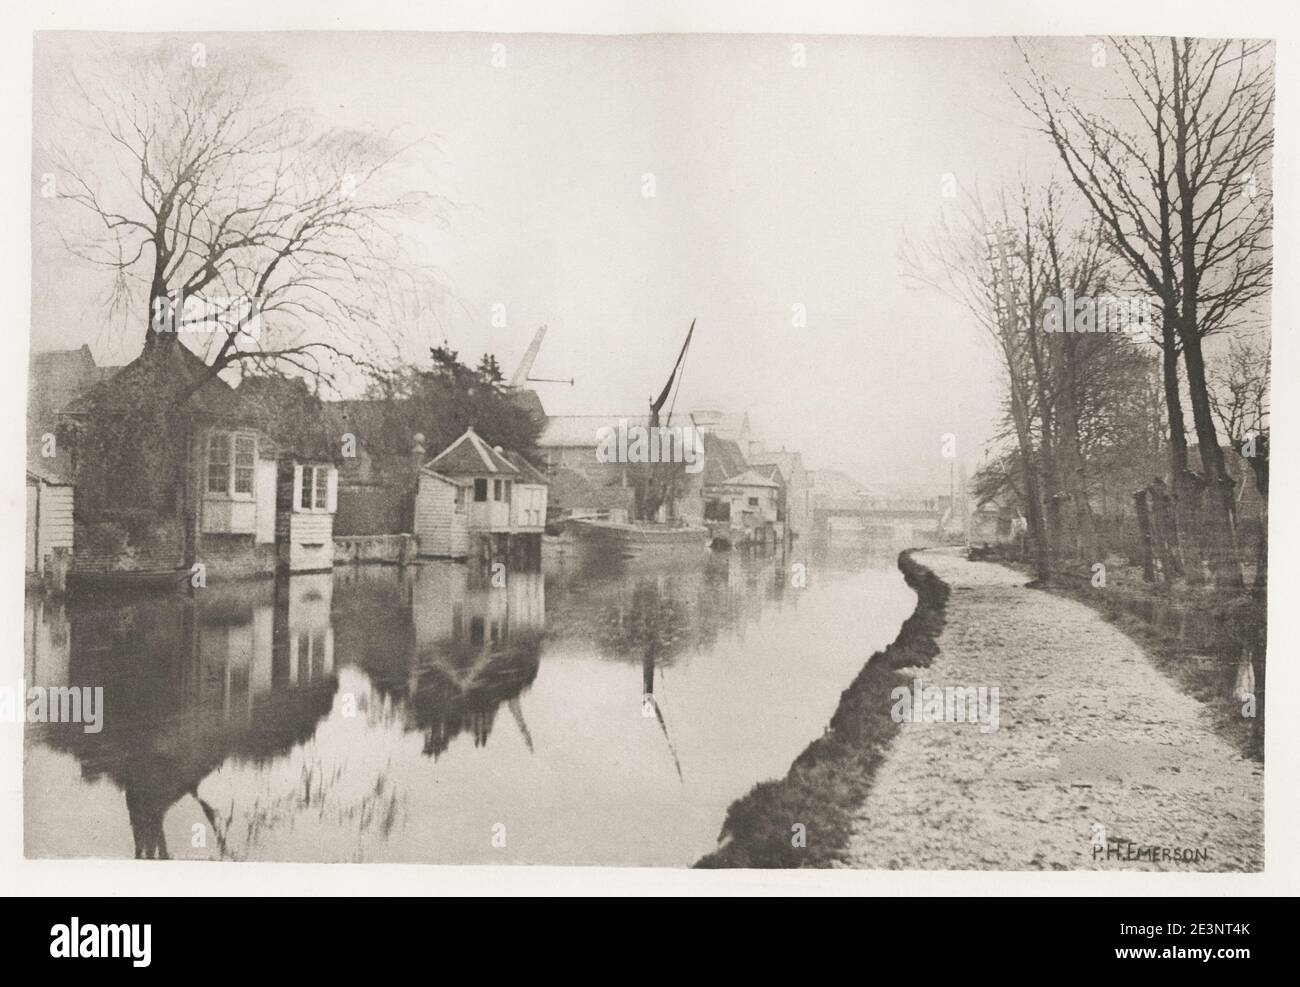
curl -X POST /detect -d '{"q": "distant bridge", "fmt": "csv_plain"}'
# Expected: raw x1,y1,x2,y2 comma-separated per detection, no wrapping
811,495,948,540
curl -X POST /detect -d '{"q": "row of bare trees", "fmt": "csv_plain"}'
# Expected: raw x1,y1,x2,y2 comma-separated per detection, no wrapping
910,37,1271,592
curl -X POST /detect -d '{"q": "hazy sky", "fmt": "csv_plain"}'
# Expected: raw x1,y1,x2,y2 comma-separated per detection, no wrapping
32,32,1098,486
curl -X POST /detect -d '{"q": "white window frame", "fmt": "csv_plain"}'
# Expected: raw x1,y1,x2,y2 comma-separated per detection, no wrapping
299,464,331,513
207,430,257,501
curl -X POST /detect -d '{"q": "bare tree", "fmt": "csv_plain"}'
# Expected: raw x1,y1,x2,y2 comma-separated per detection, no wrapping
1016,37,1273,588
902,185,1052,581
1208,336,1269,595
38,40,441,392
1209,336,1270,472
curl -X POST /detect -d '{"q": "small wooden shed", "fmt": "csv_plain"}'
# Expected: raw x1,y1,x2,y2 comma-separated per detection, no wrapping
414,468,469,558
26,465,74,581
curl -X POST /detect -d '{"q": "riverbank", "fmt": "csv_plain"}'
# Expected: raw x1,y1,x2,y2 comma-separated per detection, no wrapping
696,550,949,868
842,549,1262,871
698,548,1264,870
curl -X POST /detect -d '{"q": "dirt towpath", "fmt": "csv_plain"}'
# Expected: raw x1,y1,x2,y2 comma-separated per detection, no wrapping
843,549,1263,871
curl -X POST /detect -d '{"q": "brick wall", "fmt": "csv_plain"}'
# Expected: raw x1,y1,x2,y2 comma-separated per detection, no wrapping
70,517,276,579
71,516,184,575
197,533,277,578
335,480,411,536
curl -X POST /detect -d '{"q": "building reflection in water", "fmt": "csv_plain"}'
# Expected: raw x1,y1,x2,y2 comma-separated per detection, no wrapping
26,545,902,862
29,574,337,859
334,563,546,759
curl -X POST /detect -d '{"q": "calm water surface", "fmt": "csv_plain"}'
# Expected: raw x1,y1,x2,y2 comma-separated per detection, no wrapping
24,546,914,865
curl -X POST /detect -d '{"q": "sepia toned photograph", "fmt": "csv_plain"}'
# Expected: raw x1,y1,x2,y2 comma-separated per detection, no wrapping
10,9,1282,897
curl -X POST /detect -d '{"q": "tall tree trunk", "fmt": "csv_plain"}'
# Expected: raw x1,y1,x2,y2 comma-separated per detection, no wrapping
1181,331,1244,587
1009,380,1051,582
1172,46,1244,590
1159,303,1193,581
1055,334,1095,560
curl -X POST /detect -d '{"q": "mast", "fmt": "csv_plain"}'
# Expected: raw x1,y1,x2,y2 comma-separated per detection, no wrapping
639,320,695,521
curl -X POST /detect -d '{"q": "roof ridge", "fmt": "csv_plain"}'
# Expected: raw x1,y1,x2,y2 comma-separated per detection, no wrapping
465,429,498,471
426,429,473,468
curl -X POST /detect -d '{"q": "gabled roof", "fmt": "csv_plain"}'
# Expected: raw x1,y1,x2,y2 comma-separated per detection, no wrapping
62,336,247,423
504,450,548,485
27,462,73,486
29,345,116,413
425,427,519,477
418,468,459,486
811,468,877,499
700,433,748,485
747,463,787,487
752,449,805,481
715,468,780,489
690,408,751,443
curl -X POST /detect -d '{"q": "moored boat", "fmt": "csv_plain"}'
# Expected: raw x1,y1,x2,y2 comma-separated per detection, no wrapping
566,517,709,558
566,318,707,559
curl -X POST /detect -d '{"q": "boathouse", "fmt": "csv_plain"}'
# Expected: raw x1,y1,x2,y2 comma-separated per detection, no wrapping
420,427,547,566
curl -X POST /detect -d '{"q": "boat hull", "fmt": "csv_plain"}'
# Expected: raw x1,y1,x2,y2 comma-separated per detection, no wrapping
564,518,710,558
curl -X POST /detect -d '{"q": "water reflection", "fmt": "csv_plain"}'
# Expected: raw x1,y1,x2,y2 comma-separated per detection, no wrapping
27,575,337,859
335,565,545,758
26,545,916,865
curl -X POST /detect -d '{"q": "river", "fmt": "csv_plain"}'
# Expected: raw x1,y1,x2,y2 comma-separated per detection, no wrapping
23,544,916,866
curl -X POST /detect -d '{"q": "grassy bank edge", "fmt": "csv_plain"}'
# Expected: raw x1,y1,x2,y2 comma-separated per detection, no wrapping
695,550,950,869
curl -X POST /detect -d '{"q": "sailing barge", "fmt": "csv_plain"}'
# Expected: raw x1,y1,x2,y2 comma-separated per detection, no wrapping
565,320,709,559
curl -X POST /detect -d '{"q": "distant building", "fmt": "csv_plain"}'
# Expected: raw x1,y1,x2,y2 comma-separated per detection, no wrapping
969,491,1024,545
809,468,879,503
536,413,640,523
537,414,637,480
703,467,782,548
543,467,633,525
690,408,763,459
751,448,811,541
676,430,747,526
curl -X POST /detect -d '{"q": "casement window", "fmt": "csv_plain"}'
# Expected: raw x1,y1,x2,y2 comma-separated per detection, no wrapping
748,496,760,507
207,431,256,498
234,435,255,495
454,485,466,512
300,465,330,511
207,434,230,493
493,479,503,501
474,478,488,502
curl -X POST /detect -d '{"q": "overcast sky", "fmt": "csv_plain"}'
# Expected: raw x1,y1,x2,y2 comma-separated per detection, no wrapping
31,33,1108,486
